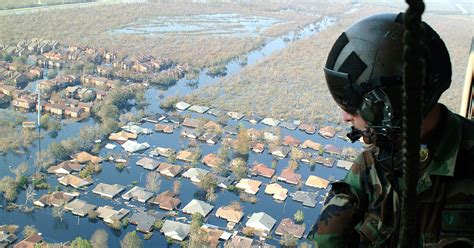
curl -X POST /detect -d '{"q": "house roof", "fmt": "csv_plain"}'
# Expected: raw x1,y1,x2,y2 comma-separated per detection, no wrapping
92,183,125,198
264,183,288,201
34,191,75,207
189,105,209,114
64,199,96,217
96,206,130,223
261,118,280,127
160,220,191,241
154,123,173,133
58,174,93,189
324,144,342,155
291,191,318,207
182,168,209,183
250,142,264,153
268,144,289,158
182,199,214,217
121,186,153,203
314,156,336,167
243,114,263,124
71,151,102,164
275,218,305,238
282,135,301,147
47,161,83,175
298,123,316,134
300,140,322,151
278,169,302,185
246,212,276,232
235,178,262,195
121,140,150,153
279,121,299,130
202,153,223,168
150,147,176,157
13,233,43,248
176,150,196,162
131,210,166,233
336,160,353,170
108,131,137,142
157,163,182,177
207,108,223,117
151,191,181,210
136,157,160,170
182,117,200,128
226,111,244,120
251,163,275,178
175,101,191,111
319,125,336,138
215,204,244,223
306,175,330,189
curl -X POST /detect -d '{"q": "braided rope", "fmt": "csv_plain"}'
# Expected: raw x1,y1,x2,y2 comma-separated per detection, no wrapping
400,0,425,247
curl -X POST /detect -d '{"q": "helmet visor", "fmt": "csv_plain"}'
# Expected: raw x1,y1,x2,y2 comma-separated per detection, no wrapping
324,67,362,114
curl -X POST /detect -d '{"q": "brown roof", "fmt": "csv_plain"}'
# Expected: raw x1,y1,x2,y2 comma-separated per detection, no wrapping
155,123,173,133
13,233,43,248
203,120,222,131
319,125,336,138
215,205,244,223
298,123,316,134
278,169,302,185
71,151,102,164
202,153,223,168
157,163,182,177
305,175,329,189
108,131,137,143
152,191,180,210
250,142,264,153
251,163,275,178
300,140,322,151
282,135,301,147
176,150,195,162
182,117,200,128
275,218,305,238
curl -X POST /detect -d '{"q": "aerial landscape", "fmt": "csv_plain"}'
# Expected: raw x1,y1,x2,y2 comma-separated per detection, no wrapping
0,0,472,247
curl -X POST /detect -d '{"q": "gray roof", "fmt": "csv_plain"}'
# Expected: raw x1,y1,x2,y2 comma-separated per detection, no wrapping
246,212,276,232
182,199,214,217
261,118,280,127
291,191,318,207
182,168,209,182
279,121,298,130
160,220,191,241
188,105,209,114
216,174,236,189
207,108,223,117
336,160,353,170
130,210,166,233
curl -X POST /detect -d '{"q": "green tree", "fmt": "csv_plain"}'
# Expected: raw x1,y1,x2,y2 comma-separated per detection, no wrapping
120,231,143,248
0,176,17,202
48,141,69,161
71,237,92,248
90,229,108,248
294,210,304,224
52,206,65,222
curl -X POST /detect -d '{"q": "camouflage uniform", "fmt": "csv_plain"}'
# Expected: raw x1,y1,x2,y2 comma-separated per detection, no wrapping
308,105,474,247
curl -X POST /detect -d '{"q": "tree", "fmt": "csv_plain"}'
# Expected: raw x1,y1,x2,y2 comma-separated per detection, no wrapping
52,206,65,222
280,232,297,247
22,225,38,238
235,126,251,156
48,142,68,162
111,218,121,230
120,231,143,248
145,171,162,193
88,210,99,220
10,163,28,182
294,210,304,224
188,213,209,248
71,237,92,248
25,185,36,205
0,176,17,202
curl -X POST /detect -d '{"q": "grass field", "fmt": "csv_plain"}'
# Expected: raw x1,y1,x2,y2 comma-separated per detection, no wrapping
185,3,472,124
0,0,93,10
0,1,324,67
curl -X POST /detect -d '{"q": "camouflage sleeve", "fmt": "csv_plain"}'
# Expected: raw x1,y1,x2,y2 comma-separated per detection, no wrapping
308,155,368,247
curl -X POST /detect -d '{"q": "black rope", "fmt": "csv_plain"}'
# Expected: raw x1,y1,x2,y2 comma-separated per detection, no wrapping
400,0,425,247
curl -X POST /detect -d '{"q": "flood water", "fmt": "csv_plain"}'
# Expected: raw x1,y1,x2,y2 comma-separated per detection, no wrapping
0,12,361,247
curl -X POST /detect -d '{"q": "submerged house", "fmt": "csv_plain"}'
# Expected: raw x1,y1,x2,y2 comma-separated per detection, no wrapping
261,117,280,127
136,157,160,170
279,121,299,131
282,135,301,147
156,162,182,178
278,169,302,185
189,105,209,114
305,175,330,189
151,191,181,211
160,220,191,241
319,125,337,138
251,163,275,178
150,146,176,157
12,233,43,248
33,191,75,207
246,212,276,233
291,191,318,208
71,151,102,164
268,144,289,159
122,140,150,153
336,160,353,170
182,168,210,183
92,183,126,199
58,174,93,189
64,199,97,217
275,218,305,239
235,178,262,195
226,111,244,120
154,123,174,133
130,210,166,233
298,123,316,134
314,156,336,167
176,149,198,163
202,153,224,168
96,206,130,224
264,183,288,201
108,131,137,144
175,101,191,111
215,204,244,225
121,186,153,203
182,199,214,217
300,140,322,151
182,117,200,129
47,160,83,175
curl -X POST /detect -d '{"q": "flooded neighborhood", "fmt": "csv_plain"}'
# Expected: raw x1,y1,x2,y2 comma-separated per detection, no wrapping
0,0,472,247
